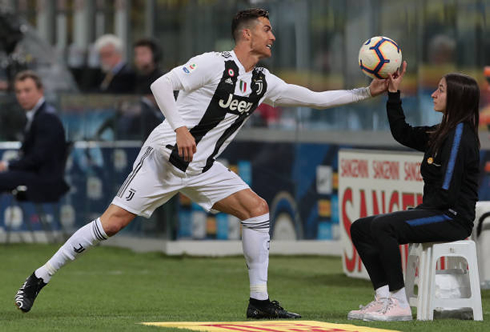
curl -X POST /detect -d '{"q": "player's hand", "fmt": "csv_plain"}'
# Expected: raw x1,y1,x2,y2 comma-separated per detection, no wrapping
0,161,7,172
388,61,407,93
368,78,389,97
175,126,196,162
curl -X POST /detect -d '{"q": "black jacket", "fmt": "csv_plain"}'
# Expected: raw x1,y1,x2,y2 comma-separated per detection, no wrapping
9,102,69,202
387,91,479,230
98,63,136,94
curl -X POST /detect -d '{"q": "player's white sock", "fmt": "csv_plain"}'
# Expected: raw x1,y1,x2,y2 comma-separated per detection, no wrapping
375,285,389,299
390,287,409,307
34,218,108,283
241,213,270,301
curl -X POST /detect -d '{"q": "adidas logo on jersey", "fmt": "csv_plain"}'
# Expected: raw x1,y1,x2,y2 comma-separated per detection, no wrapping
218,93,253,114
225,78,233,85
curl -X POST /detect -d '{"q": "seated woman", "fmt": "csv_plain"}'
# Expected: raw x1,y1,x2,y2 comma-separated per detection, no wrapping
348,61,480,322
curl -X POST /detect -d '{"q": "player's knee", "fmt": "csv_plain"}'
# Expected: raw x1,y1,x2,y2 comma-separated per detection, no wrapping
251,197,269,217
100,209,135,236
102,220,123,237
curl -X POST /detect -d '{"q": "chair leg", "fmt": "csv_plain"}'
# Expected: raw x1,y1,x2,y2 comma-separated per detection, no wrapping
34,204,56,243
23,203,37,243
55,202,69,242
5,197,30,244
5,201,14,245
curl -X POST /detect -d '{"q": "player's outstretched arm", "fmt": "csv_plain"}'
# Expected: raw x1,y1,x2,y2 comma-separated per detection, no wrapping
272,84,374,110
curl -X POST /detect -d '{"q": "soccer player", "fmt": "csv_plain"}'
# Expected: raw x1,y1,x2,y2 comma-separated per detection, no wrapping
15,8,387,318
348,62,480,321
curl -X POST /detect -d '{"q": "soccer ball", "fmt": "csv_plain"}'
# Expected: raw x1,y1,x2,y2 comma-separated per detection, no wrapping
358,36,402,79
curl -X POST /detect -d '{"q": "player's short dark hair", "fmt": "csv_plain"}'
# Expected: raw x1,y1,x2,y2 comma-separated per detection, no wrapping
232,8,269,42
133,38,162,64
14,70,43,90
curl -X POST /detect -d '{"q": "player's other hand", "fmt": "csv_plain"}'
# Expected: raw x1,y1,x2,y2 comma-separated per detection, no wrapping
368,78,389,97
0,161,7,172
388,61,407,93
175,127,196,162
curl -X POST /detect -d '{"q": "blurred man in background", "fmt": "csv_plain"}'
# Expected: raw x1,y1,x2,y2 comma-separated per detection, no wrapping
0,70,68,202
134,38,164,95
95,34,135,94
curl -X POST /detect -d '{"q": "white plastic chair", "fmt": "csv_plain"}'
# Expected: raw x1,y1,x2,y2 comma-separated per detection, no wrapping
405,240,483,320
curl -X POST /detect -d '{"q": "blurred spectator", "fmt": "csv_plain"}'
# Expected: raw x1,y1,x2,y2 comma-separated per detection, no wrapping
95,95,163,141
93,38,167,141
0,70,68,202
133,38,164,95
94,34,135,94
427,34,456,65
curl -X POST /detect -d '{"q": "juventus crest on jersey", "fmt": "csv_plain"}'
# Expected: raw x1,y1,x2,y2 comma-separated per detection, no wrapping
148,50,287,175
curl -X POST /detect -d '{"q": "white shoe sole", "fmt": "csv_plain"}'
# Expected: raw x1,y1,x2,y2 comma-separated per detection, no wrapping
363,314,412,322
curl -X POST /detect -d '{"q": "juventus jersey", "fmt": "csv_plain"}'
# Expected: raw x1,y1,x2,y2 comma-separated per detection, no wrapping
148,50,288,175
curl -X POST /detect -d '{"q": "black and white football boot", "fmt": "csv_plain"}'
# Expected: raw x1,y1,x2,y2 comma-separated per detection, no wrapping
247,298,301,319
15,272,47,313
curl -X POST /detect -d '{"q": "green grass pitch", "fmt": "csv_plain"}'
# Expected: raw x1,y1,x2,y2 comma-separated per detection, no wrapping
1,244,489,331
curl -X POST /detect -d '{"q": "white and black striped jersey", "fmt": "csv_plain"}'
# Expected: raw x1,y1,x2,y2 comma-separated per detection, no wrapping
147,50,288,175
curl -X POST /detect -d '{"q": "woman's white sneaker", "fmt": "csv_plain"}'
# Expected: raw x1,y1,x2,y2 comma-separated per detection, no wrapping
363,298,412,322
347,296,387,320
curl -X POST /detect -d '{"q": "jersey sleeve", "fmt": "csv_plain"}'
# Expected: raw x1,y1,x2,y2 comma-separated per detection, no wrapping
171,52,221,92
261,70,288,106
262,69,371,109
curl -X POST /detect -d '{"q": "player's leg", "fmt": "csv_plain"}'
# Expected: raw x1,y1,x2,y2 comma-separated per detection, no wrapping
182,161,299,319
212,189,301,319
15,146,176,313
212,189,271,299
14,205,136,312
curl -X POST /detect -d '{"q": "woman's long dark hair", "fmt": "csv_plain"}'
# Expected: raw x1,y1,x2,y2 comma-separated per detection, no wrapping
428,73,480,153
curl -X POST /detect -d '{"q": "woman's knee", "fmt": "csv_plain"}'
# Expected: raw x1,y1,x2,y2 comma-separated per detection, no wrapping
350,217,371,242
370,215,394,236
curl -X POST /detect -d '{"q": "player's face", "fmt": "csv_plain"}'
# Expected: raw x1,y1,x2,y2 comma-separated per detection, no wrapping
15,78,43,111
250,17,275,58
431,78,447,113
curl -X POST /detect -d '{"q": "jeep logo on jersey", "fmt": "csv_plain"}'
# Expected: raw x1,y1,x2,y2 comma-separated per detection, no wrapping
218,93,253,114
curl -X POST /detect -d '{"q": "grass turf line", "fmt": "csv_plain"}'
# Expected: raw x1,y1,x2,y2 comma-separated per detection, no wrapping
1,244,489,331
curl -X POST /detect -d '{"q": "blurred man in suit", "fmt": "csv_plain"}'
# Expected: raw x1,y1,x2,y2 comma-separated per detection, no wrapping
95,34,135,94
0,70,68,202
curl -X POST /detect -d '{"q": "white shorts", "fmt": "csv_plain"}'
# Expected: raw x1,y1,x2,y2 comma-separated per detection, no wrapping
111,146,250,218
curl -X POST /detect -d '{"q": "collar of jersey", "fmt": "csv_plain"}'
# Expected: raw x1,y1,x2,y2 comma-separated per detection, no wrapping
230,50,248,75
